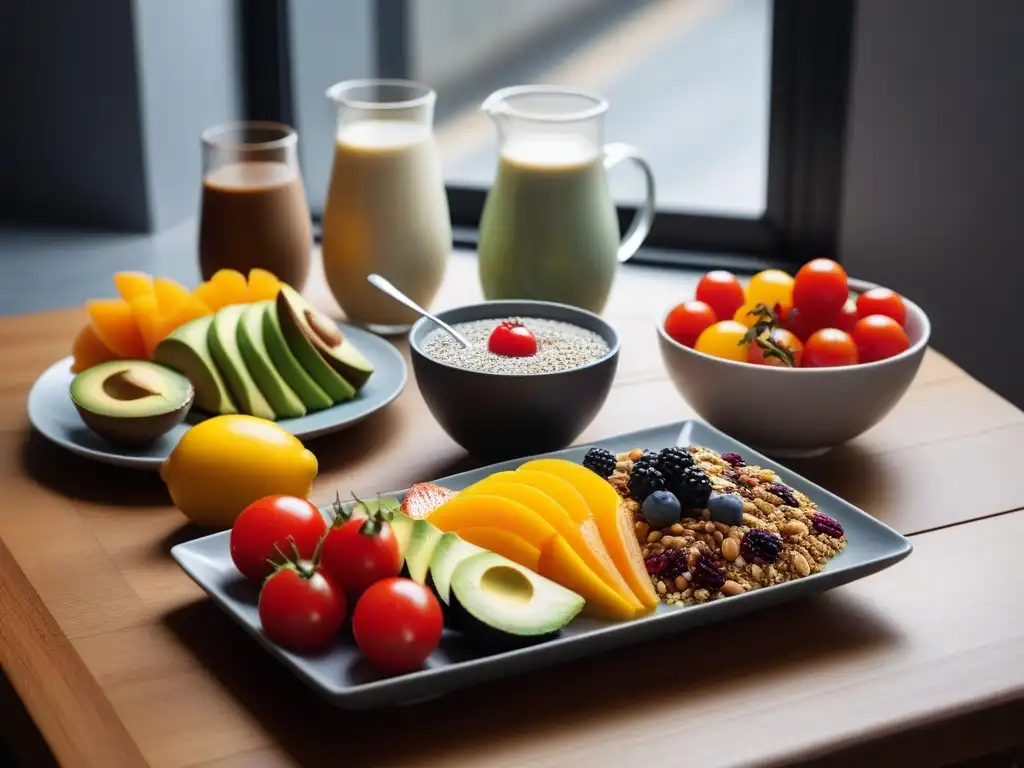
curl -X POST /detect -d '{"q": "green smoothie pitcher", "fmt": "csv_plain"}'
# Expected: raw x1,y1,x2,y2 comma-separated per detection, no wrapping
477,85,656,313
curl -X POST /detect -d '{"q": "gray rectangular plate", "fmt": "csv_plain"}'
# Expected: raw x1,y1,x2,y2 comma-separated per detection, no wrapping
171,420,911,709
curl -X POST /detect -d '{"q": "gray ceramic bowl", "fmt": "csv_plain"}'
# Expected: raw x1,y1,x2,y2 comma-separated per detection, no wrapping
657,280,931,457
409,300,619,458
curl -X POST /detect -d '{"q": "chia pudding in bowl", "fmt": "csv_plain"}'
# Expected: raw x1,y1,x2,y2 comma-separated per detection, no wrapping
409,301,619,458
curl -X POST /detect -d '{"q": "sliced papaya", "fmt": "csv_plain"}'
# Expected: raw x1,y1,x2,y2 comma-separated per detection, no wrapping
464,478,642,613
113,271,154,303
70,324,120,373
427,494,637,620
86,299,147,359
247,268,282,302
153,277,191,315
455,527,541,573
519,458,659,612
129,294,161,358
513,469,593,523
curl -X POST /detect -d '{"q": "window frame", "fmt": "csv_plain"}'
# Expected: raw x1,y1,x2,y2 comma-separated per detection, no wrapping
242,0,855,268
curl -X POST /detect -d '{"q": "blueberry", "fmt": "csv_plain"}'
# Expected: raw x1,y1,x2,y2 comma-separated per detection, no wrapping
708,493,744,526
642,490,682,530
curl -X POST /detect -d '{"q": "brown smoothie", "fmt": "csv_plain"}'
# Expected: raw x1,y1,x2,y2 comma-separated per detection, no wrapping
199,161,312,289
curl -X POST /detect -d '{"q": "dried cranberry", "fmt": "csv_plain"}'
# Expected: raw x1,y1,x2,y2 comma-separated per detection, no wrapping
644,549,688,578
811,513,844,538
691,555,726,591
741,529,783,564
720,451,746,467
769,483,799,508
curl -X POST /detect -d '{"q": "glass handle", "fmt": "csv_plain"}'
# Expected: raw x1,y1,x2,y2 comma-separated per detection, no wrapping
603,142,656,263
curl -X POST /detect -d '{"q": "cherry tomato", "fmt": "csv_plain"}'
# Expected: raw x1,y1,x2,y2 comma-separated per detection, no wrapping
852,315,910,363
694,320,750,362
856,288,906,327
793,259,848,320
747,328,804,367
746,269,794,318
802,328,858,368
695,271,745,323
782,307,822,342
733,302,761,328
664,300,718,347
230,495,328,582
353,578,443,673
835,298,859,333
319,514,401,596
258,561,345,653
488,320,537,357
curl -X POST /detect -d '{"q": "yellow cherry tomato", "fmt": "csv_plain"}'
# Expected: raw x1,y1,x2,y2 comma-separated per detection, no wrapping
694,320,750,362
733,302,763,328
160,415,318,528
746,269,795,315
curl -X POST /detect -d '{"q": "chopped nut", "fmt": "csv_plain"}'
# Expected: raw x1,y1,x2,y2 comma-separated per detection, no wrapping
713,530,724,544
656,580,668,595
670,523,685,535
793,552,811,577
750,564,763,582
647,530,662,543
649,543,665,555
641,546,650,558
734,555,747,567
628,449,646,461
635,520,649,539
721,580,745,596
780,520,808,537
674,575,687,592
704,521,716,534
721,537,740,561
669,537,685,550
693,589,710,602
615,460,632,473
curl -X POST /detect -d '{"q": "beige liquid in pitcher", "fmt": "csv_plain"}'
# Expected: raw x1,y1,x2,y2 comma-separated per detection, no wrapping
321,120,451,330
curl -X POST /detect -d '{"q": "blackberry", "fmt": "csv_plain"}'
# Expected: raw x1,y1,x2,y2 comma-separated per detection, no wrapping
811,513,845,538
769,483,799,508
741,529,783,564
628,464,666,502
582,447,616,479
691,554,726,591
645,548,688,578
676,465,712,509
720,451,746,467
655,447,695,488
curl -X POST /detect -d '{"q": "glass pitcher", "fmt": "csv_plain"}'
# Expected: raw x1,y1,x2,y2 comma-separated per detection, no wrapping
477,85,656,314
322,79,451,334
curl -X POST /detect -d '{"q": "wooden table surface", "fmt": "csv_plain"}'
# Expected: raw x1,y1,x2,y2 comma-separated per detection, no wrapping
2,252,1023,768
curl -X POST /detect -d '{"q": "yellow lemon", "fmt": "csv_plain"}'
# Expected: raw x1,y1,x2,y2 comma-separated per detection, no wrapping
160,415,318,528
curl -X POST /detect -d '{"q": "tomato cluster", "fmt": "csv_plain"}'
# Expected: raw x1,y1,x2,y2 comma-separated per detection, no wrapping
230,494,442,672
663,260,912,368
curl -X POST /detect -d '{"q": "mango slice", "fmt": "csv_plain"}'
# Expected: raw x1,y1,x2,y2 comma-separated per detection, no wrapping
462,479,642,613
455,527,541,573
86,299,147,359
194,269,249,311
513,470,593,524
247,268,282,302
518,458,659,611
129,294,162,357
70,324,120,373
154,277,192,315
428,494,638,619
113,271,155,303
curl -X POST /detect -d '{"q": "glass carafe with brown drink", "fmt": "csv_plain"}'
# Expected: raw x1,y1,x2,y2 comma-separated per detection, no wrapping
199,121,312,290
321,79,451,334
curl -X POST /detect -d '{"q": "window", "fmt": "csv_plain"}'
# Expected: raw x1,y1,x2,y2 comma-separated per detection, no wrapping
244,0,853,266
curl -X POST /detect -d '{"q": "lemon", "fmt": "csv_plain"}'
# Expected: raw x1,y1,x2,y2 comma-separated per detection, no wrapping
160,415,318,528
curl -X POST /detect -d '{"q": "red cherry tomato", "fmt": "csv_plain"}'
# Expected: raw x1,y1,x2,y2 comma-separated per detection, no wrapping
664,300,718,348
835,298,859,333
782,307,821,342
353,578,443,673
793,259,848,320
856,288,906,327
803,328,858,368
230,495,328,582
319,515,401,596
852,315,910,362
258,562,345,653
747,328,804,367
695,271,745,324
488,320,537,357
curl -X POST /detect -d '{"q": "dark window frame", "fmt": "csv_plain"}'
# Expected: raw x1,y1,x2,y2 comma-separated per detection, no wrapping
242,0,854,269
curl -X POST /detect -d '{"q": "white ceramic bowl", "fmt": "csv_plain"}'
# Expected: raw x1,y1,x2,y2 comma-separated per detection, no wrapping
656,280,931,457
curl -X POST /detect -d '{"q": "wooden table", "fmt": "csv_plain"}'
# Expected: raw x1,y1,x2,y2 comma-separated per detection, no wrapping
2,253,1023,768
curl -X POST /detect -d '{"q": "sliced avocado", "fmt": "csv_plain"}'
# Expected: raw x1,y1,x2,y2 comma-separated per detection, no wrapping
153,316,237,415
207,305,276,421
70,360,194,444
449,552,585,640
277,285,374,393
429,532,485,605
403,519,443,585
263,301,335,411
238,302,306,419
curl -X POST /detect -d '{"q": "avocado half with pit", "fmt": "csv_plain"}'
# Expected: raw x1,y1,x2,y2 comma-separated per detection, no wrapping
70,360,194,444
277,285,374,393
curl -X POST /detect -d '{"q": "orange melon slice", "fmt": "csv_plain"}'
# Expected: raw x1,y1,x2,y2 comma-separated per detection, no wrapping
247,268,282,302
195,269,249,311
70,324,120,373
86,299,147,359
455,527,541,573
113,271,154,303
463,479,642,613
519,458,659,611
154,277,191,315
513,470,593,523
129,294,161,357
428,494,636,620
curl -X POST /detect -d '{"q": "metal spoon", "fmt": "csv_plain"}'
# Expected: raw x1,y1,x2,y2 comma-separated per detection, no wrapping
367,273,472,349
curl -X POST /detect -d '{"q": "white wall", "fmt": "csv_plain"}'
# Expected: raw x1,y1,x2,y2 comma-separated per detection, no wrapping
840,0,1024,407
